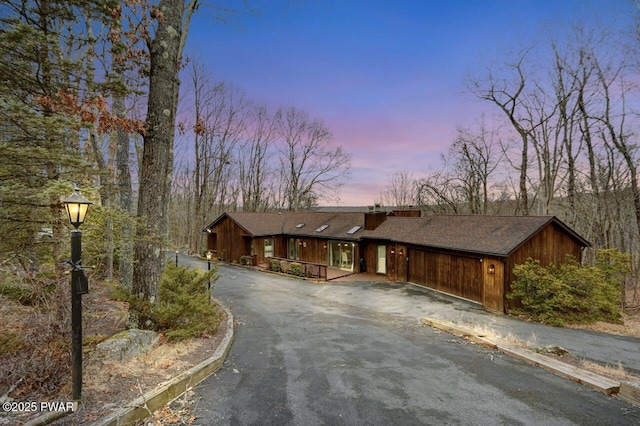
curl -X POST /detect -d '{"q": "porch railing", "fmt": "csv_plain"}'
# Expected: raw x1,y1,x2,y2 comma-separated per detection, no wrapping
266,257,328,280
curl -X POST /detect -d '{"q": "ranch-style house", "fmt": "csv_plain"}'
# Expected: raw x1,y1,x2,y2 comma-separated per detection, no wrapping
203,209,589,313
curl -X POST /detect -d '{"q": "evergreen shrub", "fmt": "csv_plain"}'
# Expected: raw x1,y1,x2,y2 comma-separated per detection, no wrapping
508,249,630,326
270,259,281,272
290,262,303,276
114,264,221,341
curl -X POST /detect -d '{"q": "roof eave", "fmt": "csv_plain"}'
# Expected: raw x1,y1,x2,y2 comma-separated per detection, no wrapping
202,212,256,236
202,212,228,233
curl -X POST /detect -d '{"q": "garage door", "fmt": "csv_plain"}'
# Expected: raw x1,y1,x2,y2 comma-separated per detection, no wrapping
408,249,483,303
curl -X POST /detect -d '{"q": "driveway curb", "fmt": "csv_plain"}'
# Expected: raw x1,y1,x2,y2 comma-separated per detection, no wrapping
90,303,234,426
420,318,621,397
24,303,234,426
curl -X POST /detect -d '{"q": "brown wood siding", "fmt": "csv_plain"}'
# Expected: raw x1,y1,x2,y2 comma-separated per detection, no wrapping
359,241,380,274
394,244,408,281
391,209,421,217
505,222,584,310
274,236,287,259
208,217,252,262
408,249,483,303
253,237,266,263
482,258,504,313
294,238,327,264
364,212,387,230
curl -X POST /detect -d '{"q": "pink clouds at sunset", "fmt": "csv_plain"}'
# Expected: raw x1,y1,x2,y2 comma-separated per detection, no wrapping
185,0,629,206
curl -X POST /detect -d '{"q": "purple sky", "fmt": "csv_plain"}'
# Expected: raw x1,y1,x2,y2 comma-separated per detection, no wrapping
186,0,629,206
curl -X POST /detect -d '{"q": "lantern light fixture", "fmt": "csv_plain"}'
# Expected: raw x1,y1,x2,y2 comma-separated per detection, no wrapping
62,188,92,229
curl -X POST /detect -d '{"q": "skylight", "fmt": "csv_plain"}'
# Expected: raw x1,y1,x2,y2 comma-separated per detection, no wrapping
346,225,362,235
315,224,330,233
296,223,305,228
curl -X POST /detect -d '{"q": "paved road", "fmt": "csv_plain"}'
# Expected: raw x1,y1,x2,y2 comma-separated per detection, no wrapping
176,254,640,425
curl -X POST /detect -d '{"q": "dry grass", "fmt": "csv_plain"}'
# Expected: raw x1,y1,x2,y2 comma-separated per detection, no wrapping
567,311,640,338
581,360,637,382
0,278,227,426
449,307,640,384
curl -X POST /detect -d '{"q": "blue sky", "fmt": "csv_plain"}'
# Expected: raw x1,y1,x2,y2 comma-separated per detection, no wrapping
185,0,632,206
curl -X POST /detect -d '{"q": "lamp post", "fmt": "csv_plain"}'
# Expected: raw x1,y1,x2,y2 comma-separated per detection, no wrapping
62,188,92,401
206,251,212,303
175,250,179,267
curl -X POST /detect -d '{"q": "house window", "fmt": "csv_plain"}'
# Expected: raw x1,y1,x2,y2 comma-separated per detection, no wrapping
288,238,300,260
264,238,274,258
329,241,354,271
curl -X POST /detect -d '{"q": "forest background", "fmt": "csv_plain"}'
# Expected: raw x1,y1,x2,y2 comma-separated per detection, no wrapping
1,0,640,402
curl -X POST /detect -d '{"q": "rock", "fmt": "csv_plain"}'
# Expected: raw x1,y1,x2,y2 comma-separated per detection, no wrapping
94,329,159,362
533,344,570,357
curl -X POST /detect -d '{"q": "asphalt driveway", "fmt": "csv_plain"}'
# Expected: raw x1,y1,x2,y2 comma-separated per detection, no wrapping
178,256,639,425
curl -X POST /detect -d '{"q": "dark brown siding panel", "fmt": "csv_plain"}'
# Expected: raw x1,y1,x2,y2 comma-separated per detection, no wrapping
209,216,252,262
505,222,584,311
364,212,387,230
274,236,287,259
483,258,504,313
409,249,483,303
360,241,380,275
395,244,407,281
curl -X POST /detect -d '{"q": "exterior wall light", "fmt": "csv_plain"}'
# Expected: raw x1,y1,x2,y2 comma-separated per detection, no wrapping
488,264,496,274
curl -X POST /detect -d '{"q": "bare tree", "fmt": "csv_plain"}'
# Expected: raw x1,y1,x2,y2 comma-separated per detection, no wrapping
381,171,416,208
415,170,462,215
450,118,504,214
469,48,537,215
593,57,640,247
274,107,351,211
239,104,276,212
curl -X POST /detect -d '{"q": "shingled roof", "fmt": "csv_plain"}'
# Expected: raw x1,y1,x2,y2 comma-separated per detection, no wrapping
359,215,589,257
204,211,366,241
204,212,590,256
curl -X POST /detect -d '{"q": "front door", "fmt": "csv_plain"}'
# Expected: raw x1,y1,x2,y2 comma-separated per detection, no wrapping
377,245,387,274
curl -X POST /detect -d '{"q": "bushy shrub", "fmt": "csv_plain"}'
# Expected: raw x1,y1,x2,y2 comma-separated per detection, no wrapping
240,255,254,266
280,260,289,273
508,249,630,326
270,259,281,272
115,264,222,341
290,262,303,276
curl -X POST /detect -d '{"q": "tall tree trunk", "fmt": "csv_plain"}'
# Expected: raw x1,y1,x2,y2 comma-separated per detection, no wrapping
132,0,197,310
114,93,134,290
